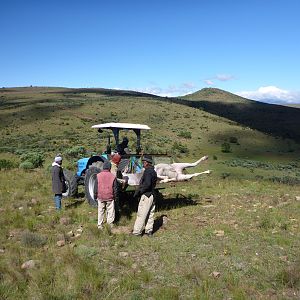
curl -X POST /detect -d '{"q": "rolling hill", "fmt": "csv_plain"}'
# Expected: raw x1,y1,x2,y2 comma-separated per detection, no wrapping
165,87,300,143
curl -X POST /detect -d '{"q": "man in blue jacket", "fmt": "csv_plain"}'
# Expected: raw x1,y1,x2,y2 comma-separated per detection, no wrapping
132,155,157,237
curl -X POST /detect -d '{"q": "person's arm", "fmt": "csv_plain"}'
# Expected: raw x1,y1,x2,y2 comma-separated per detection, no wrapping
94,177,98,199
60,168,65,182
113,178,119,202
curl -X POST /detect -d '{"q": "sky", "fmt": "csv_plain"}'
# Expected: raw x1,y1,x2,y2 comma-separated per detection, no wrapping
1,0,300,103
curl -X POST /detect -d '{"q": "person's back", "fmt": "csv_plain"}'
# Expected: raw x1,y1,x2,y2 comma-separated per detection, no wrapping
95,161,117,229
97,170,116,201
116,137,130,155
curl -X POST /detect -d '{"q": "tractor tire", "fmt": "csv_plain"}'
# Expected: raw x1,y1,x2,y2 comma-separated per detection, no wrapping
84,166,101,207
63,169,78,198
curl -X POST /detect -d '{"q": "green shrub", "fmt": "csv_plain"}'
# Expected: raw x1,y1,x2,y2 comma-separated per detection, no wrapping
19,161,34,169
229,136,238,143
221,172,231,179
221,142,231,153
171,142,189,154
20,152,45,168
269,176,300,185
0,159,17,170
65,146,86,159
177,130,192,139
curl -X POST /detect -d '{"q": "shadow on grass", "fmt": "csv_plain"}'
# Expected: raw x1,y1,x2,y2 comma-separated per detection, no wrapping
65,196,86,209
116,191,198,224
156,193,198,211
153,214,167,234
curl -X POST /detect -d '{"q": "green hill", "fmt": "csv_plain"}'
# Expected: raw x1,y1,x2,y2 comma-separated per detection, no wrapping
184,87,251,103
166,87,300,143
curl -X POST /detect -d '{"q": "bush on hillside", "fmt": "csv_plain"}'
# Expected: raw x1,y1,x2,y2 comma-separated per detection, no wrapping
0,159,17,170
269,176,300,185
171,142,189,155
177,130,192,139
65,146,86,159
19,161,35,170
20,152,45,169
229,136,238,144
221,142,231,153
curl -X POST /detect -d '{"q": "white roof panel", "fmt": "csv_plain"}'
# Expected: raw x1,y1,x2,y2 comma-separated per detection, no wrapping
92,122,151,130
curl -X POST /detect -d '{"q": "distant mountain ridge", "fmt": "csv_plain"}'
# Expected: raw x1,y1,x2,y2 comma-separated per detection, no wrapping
167,88,300,143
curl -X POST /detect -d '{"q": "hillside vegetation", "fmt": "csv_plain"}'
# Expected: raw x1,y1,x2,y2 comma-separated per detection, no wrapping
0,87,300,299
176,88,300,143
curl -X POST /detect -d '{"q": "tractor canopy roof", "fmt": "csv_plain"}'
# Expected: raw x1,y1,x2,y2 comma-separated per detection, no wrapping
91,122,150,130
92,123,151,154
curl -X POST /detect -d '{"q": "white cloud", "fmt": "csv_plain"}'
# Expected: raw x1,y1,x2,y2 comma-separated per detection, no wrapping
133,82,198,97
237,86,300,104
215,74,235,81
203,74,235,86
204,79,214,85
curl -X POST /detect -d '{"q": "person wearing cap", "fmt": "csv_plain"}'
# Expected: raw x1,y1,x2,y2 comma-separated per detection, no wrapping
132,155,157,237
110,153,122,176
51,154,66,210
94,160,118,229
116,137,131,155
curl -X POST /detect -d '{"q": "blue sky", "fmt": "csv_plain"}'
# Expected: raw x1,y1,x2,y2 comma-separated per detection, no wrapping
1,0,300,103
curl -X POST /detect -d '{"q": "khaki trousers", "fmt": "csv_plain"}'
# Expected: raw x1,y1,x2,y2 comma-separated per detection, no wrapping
97,200,115,227
133,194,155,235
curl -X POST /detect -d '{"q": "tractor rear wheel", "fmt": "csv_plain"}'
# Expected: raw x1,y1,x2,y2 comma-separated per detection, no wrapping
84,166,101,207
63,169,78,198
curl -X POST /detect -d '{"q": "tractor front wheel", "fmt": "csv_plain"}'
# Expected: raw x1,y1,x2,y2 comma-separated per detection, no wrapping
84,166,101,207
63,169,78,198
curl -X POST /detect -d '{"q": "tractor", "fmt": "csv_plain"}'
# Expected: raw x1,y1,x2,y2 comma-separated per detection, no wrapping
62,122,152,206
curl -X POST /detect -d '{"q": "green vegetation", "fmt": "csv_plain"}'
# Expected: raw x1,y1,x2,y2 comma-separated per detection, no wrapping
182,87,300,143
0,87,300,299
20,152,45,169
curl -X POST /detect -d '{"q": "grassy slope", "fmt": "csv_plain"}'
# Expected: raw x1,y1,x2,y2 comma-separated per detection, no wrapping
178,88,300,143
0,87,300,299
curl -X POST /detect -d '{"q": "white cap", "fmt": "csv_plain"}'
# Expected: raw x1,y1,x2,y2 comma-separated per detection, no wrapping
54,156,62,162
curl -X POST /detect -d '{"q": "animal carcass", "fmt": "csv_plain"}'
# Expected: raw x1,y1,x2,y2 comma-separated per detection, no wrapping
154,155,211,183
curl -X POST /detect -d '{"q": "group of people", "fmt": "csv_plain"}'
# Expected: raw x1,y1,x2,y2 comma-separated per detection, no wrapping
51,151,158,237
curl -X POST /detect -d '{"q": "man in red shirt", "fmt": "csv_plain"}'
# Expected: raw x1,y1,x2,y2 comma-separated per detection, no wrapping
95,161,118,229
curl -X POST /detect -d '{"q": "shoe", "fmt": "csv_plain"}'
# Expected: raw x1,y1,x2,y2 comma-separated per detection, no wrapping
131,232,142,237
145,231,153,237
97,225,103,230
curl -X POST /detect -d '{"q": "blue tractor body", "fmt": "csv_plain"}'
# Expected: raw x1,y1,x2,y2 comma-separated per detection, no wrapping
77,158,90,177
76,154,109,177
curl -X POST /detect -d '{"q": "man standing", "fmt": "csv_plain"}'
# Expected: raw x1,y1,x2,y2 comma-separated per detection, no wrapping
51,155,66,210
95,161,118,229
132,155,157,237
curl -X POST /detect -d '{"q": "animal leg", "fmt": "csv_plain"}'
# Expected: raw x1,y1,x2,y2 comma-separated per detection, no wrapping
171,156,208,174
176,170,211,181
159,177,177,183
